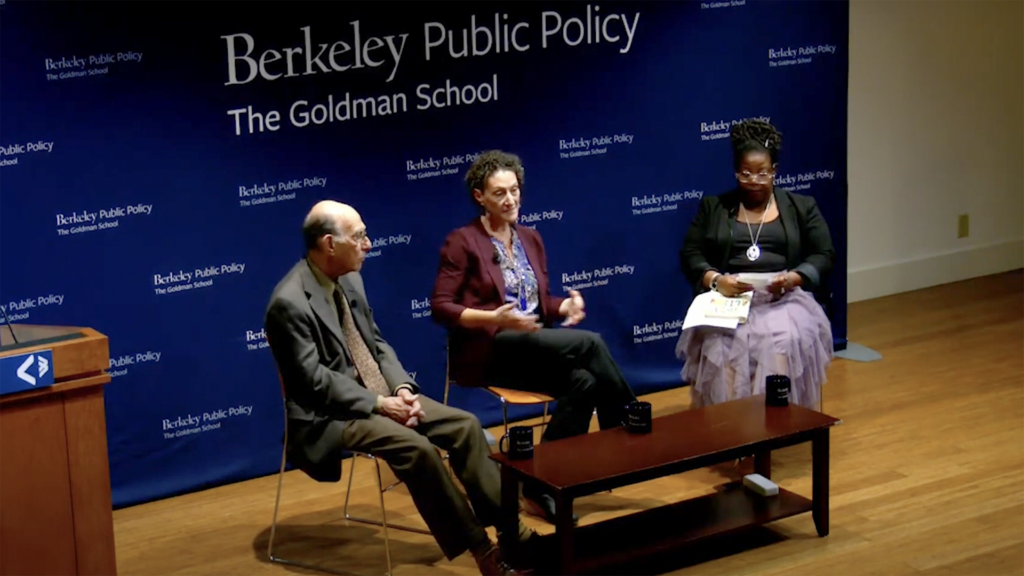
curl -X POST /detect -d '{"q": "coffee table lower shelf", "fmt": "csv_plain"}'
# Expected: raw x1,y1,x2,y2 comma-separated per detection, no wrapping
535,482,813,574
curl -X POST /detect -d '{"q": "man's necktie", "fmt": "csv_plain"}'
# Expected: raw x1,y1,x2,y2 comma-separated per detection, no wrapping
334,288,391,397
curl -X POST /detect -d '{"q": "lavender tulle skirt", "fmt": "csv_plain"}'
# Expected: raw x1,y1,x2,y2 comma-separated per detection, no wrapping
675,287,833,410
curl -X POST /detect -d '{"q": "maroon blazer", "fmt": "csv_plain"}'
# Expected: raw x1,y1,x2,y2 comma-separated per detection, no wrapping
431,219,567,388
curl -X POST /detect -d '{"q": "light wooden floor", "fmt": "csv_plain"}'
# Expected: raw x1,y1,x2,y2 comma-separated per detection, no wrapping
113,271,1024,576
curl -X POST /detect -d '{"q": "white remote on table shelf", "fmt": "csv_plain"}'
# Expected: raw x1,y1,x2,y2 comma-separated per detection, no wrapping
743,473,779,496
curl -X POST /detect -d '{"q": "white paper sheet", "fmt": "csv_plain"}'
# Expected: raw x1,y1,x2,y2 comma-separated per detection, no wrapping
735,272,779,290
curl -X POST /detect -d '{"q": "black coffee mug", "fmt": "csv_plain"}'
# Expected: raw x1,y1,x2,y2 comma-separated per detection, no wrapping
766,375,791,407
499,426,534,459
623,400,653,433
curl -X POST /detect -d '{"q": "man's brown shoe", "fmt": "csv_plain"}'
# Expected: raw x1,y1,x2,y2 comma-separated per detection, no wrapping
475,544,529,576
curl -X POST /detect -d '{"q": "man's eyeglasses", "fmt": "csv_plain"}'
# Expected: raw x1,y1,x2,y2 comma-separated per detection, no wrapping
329,229,370,244
735,170,775,183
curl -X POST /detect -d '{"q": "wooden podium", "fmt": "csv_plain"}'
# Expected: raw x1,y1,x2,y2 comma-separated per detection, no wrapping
0,325,117,576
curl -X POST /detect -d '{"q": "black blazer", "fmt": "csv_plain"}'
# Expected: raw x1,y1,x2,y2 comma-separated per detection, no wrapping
680,188,835,295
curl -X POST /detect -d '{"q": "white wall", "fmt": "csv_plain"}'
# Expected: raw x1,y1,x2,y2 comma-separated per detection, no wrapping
847,0,1024,302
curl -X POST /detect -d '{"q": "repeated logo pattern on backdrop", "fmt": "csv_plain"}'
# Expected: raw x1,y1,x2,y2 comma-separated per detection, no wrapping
0,1,849,507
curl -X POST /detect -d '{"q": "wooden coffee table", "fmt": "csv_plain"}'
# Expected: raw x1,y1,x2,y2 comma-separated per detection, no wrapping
492,395,842,575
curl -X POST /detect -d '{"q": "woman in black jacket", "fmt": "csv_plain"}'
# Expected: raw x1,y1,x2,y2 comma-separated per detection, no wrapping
676,119,835,410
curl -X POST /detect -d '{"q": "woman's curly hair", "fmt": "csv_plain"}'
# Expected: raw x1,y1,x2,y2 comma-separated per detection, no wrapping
464,150,524,211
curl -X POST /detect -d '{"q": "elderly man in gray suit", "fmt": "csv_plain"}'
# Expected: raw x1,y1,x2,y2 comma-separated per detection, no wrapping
264,200,533,576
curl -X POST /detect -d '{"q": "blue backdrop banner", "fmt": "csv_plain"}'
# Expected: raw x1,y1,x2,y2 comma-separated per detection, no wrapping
0,1,848,508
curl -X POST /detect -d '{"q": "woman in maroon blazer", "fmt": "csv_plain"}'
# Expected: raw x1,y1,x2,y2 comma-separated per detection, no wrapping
431,150,637,523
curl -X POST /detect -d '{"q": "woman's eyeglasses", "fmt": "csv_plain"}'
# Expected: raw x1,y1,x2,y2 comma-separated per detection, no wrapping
735,171,775,183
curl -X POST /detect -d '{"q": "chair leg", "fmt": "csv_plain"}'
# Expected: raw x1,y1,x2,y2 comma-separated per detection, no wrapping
343,452,358,517
267,444,288,562
269,449,378,576
374,457,394,576
343,454,432,536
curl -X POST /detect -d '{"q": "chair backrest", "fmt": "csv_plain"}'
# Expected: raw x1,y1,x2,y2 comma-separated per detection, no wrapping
265,333,290,426
443,337,453,404
265,334,284,393
275,371,287,403
804,264,835,325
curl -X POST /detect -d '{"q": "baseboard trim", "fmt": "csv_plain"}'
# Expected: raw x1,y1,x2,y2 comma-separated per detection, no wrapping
848,239,1024,302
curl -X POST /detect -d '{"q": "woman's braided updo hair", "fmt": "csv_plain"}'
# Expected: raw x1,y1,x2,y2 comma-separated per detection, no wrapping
730,119,782,170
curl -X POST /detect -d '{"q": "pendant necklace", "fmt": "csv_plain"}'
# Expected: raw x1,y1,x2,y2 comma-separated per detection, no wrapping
741,196,772,261
508,237,528,311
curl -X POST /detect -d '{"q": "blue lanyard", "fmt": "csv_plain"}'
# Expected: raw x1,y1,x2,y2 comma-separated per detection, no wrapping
517,271,528,311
